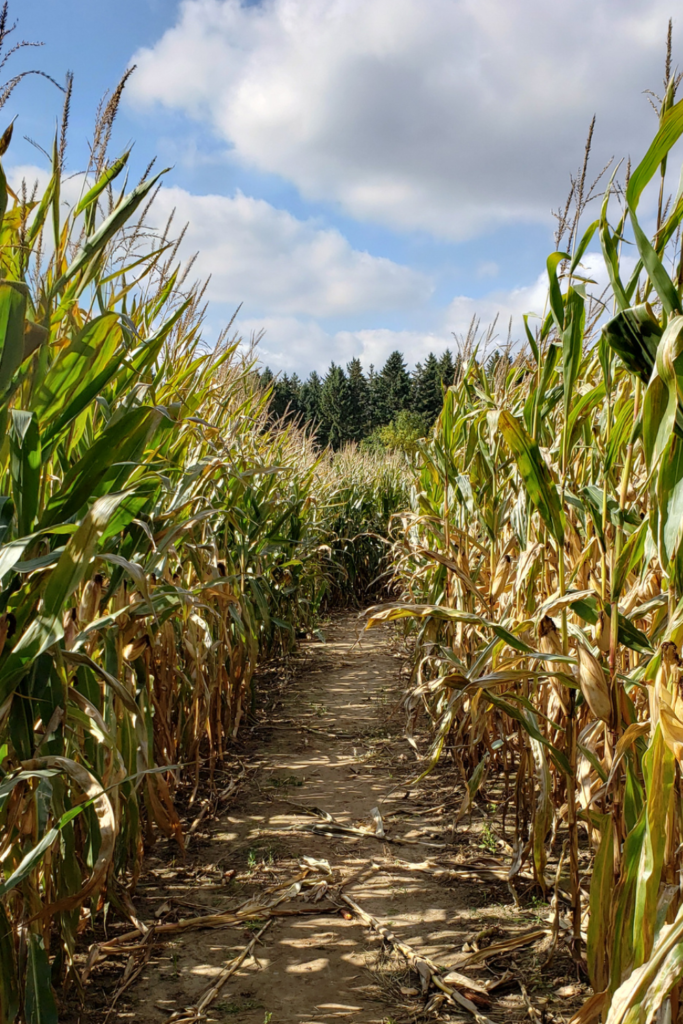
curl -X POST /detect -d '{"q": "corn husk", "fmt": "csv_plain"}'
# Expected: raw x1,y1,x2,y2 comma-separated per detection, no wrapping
123,635,150,662
539,616,569,720
651,641,682,732
78,573,104,625
490,554,511,601
62,607,78,650
659,702,683,761
594,609,611,654
576,645,612,724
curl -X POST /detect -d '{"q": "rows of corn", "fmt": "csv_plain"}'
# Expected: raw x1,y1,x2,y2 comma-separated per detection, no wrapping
0,118,407,1020
367,84,683,1021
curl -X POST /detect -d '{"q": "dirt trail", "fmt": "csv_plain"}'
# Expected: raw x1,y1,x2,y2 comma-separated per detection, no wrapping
93,612,583,1024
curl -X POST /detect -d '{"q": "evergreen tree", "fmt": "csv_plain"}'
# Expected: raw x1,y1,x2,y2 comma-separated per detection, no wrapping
345,358,371,441
319,363,350,449
269,373,301,421
300,371,323,434
374,351,411,426
412,352,442,427
438,349,456,388
367,364,379,429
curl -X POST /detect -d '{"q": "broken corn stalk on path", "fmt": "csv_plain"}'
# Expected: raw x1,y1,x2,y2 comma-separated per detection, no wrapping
80,613,585,1024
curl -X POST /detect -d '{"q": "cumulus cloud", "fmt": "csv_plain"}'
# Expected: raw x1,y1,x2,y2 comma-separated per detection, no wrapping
6,166,430,321
241,250,621,374
150,186,432,317
129,0,674,239
446,251,620,345
247,316,452,374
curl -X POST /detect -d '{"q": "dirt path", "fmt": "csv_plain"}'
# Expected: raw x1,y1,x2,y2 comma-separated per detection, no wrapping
88,612,585,1024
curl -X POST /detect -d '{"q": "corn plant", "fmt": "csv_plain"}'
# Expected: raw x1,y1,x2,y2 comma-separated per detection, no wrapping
0,84,407,1021
368,75,683,1022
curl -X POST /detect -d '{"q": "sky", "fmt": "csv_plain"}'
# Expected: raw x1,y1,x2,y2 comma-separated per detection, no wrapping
4,0,681,375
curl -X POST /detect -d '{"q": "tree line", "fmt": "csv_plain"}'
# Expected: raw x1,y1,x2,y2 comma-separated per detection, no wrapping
259,349,461,449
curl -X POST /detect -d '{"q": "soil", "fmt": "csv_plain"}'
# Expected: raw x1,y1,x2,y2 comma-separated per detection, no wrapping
72,611,587,1024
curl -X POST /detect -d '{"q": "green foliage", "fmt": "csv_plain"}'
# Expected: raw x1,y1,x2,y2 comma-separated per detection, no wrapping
364,409,428,455
260,348,456,448
0,78,408,1019
366,59,683,1023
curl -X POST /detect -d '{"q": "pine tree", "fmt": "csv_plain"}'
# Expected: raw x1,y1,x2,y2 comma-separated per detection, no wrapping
345,358,370,442
438,349,456,388
413,352,442,427
367,364,379,429
269,373,301,421
374,351,411,426
300,371,323,435
320,363,350,449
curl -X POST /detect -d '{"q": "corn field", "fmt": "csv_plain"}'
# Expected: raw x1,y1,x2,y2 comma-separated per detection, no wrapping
0,89,407,1021
365,79,683,1022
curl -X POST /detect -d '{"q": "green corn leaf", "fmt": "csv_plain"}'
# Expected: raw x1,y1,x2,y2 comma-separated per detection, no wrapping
599,181,629,313
547,251,570,330
486,692,571,774
629,206,682,317
562,286,586,456
26,171,56,245
613,519,648,601
632,725,675,969
74,150,130,217
604,397,635,474
499,409,565,544
51,168,168,295
0,827,59,899
642,315,683,470
523,314,539,363
10,410,41,536
656,432,683,588
602,305,661,385
35,312,123,431
0,492,132,699
24,934,58,1024
0,280,28,398
626,95,683,211
570,219,599,274
608,811,647,996
587,812,615,993
41,406,164,527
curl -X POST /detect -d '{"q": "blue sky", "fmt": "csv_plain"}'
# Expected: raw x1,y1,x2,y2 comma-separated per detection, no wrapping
5,0,679,374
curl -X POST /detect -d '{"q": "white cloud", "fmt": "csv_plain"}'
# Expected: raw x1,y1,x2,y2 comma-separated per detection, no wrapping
446,251,620,346
129,0,674,239
240,314,452,374
150,186,432,317
240,250,622,374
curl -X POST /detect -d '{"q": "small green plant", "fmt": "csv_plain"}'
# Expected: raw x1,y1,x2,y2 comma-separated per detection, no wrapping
528,893,548,924
264,1013,273,1024
247,845,276,869
480,823,498,853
